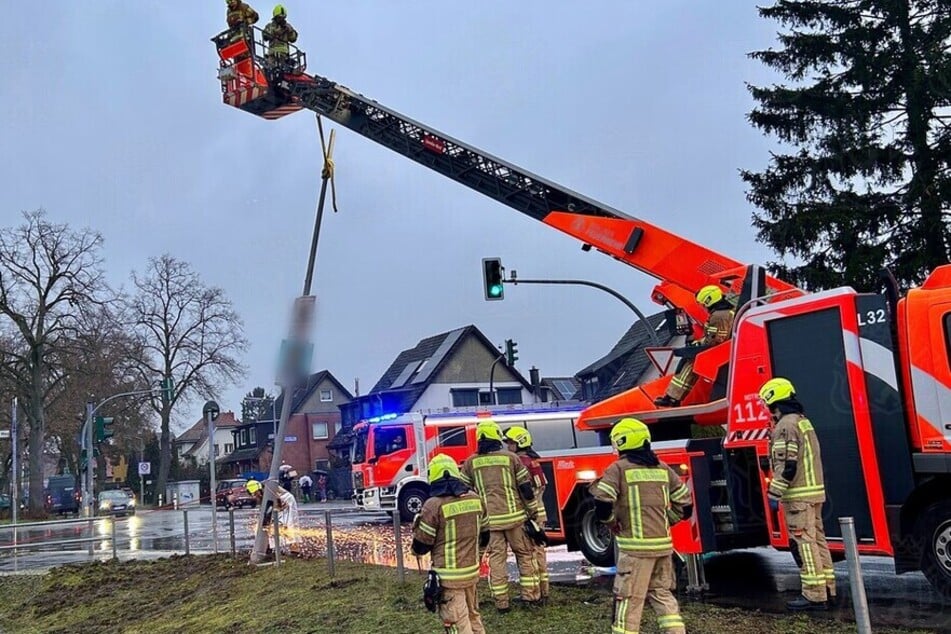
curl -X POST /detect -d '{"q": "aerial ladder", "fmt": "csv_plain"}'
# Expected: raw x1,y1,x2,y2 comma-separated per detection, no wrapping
213,29,951,599
212,28,800,432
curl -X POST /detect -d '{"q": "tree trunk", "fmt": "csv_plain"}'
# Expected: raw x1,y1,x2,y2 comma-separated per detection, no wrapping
27,394,45,515
156,407,171,505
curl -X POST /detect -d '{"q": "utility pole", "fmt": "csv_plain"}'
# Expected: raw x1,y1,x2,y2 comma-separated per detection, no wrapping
251,116,336,564
84,400,94,518
11,398,18,527
204,400,220,554
139,436,145,506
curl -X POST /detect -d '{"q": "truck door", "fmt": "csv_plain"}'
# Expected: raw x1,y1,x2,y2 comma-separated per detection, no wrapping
764,293,911,553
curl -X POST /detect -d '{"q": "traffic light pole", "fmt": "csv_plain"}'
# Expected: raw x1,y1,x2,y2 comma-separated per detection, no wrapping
82,386,170,517
508,273,662,346
487,353,505,406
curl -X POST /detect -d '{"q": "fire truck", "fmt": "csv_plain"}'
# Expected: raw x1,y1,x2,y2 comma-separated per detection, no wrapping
214,30,951,598
350,406,593,522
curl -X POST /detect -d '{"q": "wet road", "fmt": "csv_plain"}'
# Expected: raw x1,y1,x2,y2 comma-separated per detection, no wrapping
2,503,949,630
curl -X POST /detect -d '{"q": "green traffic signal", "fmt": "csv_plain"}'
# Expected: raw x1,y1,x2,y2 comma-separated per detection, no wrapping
505,339,519,366
482,258,504,301
95,416,114,443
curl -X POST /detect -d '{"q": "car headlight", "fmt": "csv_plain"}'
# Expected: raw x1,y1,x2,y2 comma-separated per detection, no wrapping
99,501,111,509
127,499,135,507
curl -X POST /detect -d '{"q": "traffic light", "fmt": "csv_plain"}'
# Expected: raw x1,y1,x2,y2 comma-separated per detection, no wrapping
482,258,504,301
160,377,176,402
505,339,519,366
95,416,114,443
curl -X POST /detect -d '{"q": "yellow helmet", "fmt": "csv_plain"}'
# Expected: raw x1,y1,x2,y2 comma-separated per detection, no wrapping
428,453,461,483
475,419,503,442
273,4,287,17
610,417,651,452
245,480,262,494
503,426,532,450
696,285,724,309
759,377,796,406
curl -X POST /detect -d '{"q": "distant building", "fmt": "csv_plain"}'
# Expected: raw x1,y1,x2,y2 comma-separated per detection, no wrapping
575,312,678,402
175,411,241,467
219,370,352,479
332,325,534,456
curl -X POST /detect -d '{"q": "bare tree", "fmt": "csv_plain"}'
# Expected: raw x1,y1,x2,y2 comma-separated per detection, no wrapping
125,255,247,500
0,211,108,513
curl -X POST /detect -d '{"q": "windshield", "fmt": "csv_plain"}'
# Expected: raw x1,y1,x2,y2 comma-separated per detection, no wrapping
99,490,128,501
353,428,368,464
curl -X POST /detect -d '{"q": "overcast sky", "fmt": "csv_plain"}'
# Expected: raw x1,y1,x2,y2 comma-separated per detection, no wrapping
2,2,785,432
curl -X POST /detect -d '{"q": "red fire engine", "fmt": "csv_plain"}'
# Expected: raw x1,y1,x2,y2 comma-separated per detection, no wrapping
214,31,951,598
350,406,592,522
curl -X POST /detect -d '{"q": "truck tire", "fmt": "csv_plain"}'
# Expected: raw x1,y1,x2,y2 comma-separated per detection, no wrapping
918,499,951,600
577,498,617,568
398,486,428,523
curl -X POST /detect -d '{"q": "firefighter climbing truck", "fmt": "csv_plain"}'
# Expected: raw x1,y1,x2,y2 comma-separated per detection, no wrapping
214,29,951,597
350,405,594,522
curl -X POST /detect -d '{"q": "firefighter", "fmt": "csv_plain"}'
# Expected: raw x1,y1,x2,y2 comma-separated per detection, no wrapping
226,0,259,42
591,418,691,634
503,426,550,603
655,284,735,407
263,4,298,67
760,377,835,610
411,454,488,634
460,420,540,613
246,479,301,554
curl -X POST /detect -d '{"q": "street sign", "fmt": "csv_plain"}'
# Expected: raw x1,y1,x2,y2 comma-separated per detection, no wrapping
0,429,9,439
284,436,297,442
645,347,677,376
138,462,151,475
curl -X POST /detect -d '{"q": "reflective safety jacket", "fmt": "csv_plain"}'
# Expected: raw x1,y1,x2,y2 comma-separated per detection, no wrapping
768,413,825,503
702,306,734,345
413,492,486,588
227,2,259,29
263,19,298,55
590,458,690,556
517,452,547,524
460,449,537,530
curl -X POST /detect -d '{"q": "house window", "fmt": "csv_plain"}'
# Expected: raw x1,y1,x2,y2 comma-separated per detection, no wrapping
438,426,467,447
497,388,522,405
312,422,330,440
249,428,256,444
224,443,234,454
320,389,333,402
451,389,479,407
479,391,493,405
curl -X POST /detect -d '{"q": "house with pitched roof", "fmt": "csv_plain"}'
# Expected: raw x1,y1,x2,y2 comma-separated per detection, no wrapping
575,312,680,402
174,411,241,466
337,324,534,434
219,371,352,479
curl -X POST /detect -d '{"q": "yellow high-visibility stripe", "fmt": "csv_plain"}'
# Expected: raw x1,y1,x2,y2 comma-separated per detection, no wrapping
473,456,510,468
597,481,618,500
435,563,480,580
442,499,482,518
418,521,437,538
444,518,457,570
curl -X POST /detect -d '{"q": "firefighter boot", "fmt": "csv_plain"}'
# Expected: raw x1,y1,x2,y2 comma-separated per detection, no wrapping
786,595,827,611
654,395,680,407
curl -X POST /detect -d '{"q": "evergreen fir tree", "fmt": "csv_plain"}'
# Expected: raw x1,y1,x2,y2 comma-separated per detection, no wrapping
743,0,951,291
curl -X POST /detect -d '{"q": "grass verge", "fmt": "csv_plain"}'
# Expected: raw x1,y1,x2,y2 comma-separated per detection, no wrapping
0,555,934,633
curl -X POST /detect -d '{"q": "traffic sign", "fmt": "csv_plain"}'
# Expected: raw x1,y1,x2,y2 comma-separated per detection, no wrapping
138,462,151,476
645,347,677,376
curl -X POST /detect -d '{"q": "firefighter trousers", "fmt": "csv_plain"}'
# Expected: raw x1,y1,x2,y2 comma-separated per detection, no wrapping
534,540,549,598
664,360,698,401
439,585,484,634
783,501,835,602
613,552,685,634
487,526,539,607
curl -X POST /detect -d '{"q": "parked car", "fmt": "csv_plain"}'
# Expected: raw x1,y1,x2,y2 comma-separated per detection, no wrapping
97,489,135,517
0,494,10,512
215,479,257,509
45,474,81,515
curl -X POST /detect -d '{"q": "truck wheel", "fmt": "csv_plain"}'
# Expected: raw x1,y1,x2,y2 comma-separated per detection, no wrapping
398,486,428,523
577,498,616,568
918,500,951,600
